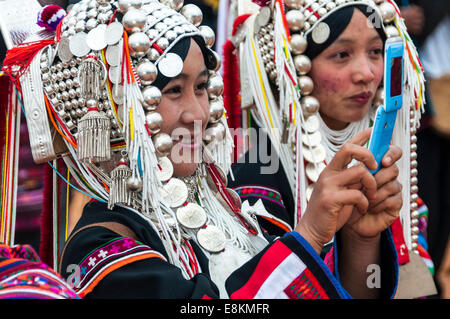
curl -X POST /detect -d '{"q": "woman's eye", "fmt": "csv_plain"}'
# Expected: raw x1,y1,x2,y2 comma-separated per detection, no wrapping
335,51,349,59
164,86,182,95
370,48,383,56
196,82,208,91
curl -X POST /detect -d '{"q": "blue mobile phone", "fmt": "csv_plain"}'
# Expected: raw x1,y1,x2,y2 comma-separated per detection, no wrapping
368,37,404,174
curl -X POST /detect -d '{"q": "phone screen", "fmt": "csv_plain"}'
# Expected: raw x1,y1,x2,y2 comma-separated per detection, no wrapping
390,57,402,97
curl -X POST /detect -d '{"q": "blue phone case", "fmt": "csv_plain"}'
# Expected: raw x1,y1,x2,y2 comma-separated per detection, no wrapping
368,106,397,174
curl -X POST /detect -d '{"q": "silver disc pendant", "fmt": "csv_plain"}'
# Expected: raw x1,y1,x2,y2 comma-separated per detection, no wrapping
112,84,124,105
176,203,207,229
303,114,320,133
109,65,119,84
105,21,124,45
205,164,228,193
302,130,322,147
197,225,226,253
58,37,73,63
225,188,242,211
161,178,188,207
305,162,326,183
86,24,107,51
105,44,120,66
69,32,90,57
302,144,326,163
156,156,173,182
158,52,183,78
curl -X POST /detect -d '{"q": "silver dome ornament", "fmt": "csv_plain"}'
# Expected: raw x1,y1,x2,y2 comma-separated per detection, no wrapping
326,1,336,11
289,34,307,55
207,73,224,99
209,99,224,124
156,37,170,51
142,86,162,110
285,0,303,9
385,25,400,38
96,0,111,5
379,2,396,24
122,8,147,33
181,4,203,27
136,61,158,86
129,0,143,9
301,95,320,115
165,0,184,12
293,54,312,75
153,133,173,157
147,48,161,61
165,30,178,42
286,10,305,32
126,175,143,192
298,75,314,95
199,25,215,48
203,122,226,144
128,32,151,57
145,111,163,134
117,0,134,13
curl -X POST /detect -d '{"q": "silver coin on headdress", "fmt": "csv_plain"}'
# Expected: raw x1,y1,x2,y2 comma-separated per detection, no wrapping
176,203,207,229
197,225,226,253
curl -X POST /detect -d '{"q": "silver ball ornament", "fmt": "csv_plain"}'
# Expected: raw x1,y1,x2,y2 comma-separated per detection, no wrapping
153,133,173,157
128,32,151,57
145,111,163,134
298,75,314,95
122,8,147,33
209,99,224,123
290,34,307,55
207,73,224,99
161,0,184,11
142,86,162,110
285,0,302,9
286,10,305,31
203,122,225,144
385,25,399,38
199,25,215,48
293,54,312,75
301,96,320,115
181,4,203,27
126,175,143,192
137,61,158,86
379,2,396,24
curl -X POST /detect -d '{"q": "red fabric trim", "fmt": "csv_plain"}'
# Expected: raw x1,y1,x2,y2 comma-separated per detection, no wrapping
232,14,252,36
230,240,292,299
390,217,410,265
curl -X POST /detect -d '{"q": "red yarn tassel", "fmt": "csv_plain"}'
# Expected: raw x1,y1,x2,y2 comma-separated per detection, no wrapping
40,163,54,268
2,38,55,86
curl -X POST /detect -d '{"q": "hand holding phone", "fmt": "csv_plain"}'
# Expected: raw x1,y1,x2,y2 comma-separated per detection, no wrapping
368,37,404,174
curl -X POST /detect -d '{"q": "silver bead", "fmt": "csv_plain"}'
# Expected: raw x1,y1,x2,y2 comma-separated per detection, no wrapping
203,122,225,144
199,25,215,48
156,37,170,51
207,73,224,99
145,111,163,134
126,175,143,192
298,75,314,95
317,8,327,17
411,226,420,235
122,8,147,33
137,61,158,86
129,0,143,10
118,0,134,13
181,4,203,27
142,86,162,109
286,10,305,31
411,168,418,177
165,30,178,42
209,99,224,124
379,2,396,24
308,14,318,25
128,32,151,57
293,54,312,75
285,0,302,9
75,20,86,33
87,8,98,19
411,176,418,186
411,210,419,219
290,34,307,55
161,0,184,11
411,159,418,169
411,185,419,194
410,143,417,152
301,96,320,115
147,48,161,61
385,25,399,38
153,133,173,157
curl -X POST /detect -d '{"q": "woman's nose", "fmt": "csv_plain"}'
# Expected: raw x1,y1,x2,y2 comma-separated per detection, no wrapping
180,90,209,125
352,55,376,85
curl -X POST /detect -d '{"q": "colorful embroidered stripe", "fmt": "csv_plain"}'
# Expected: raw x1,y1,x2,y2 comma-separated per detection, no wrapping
230,240,294,299
285,268,329,299
233,185,285,208
259,215,292,233
77,251,165,297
